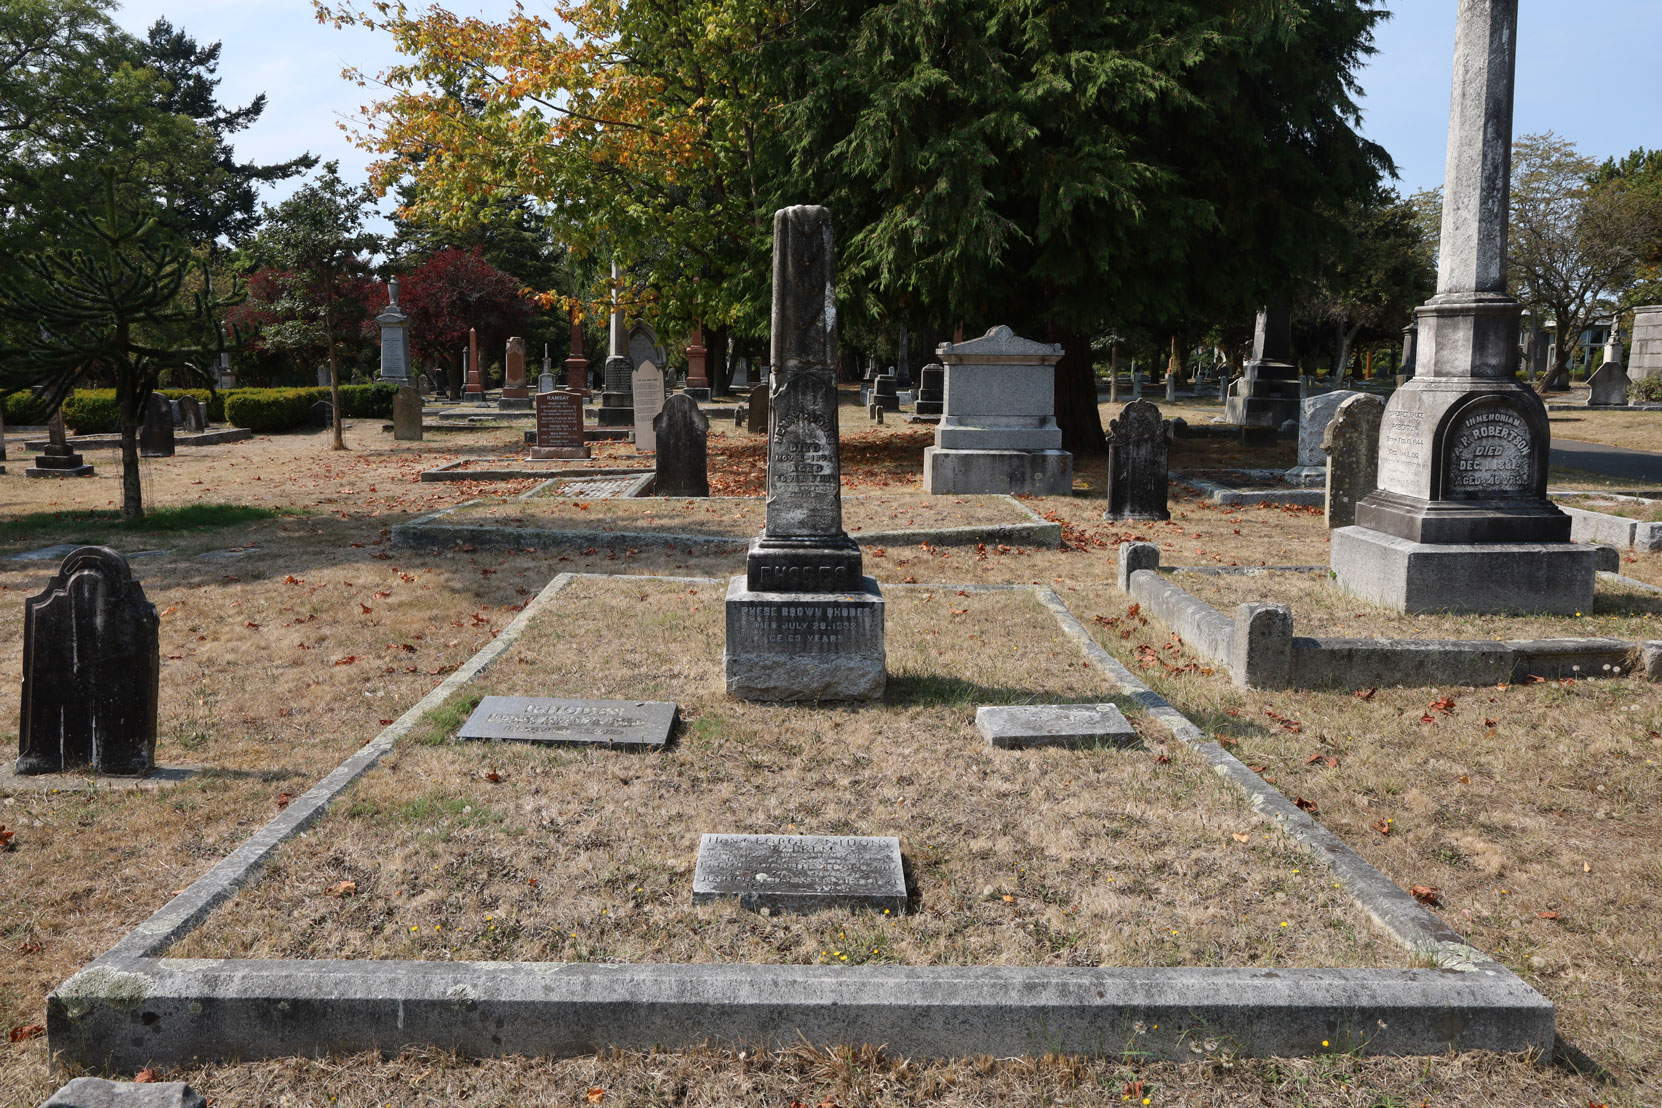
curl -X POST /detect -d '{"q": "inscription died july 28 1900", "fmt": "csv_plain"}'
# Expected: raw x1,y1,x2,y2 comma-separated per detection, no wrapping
692,833,907,913
457,696,676,750
1445,405,1532,496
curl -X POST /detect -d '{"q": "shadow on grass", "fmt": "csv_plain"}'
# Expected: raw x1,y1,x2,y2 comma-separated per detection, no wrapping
885,671,1137,713
0,503,298,549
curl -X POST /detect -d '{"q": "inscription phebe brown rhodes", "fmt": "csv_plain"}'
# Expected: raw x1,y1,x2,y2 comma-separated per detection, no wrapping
1446,407,1531,495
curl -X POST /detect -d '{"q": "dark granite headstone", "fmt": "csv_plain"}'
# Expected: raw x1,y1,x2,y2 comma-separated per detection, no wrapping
746,383,769,433
392,384,424,441
531,389,589,459
653,392,710,497
139,393,175,458
1105,398,1170,521
457,696,674,750
16,547,159,776
871,373,899,411
692,833,906,914
174,395,205,433
309,400,334,429
914,363,944,417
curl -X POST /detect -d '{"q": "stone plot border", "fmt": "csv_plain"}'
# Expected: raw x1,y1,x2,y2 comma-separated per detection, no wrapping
1119,542,1646,691
47,574,1551,1070
419,459,654,483
1553,491,1662,552
1173,470,1325,507
391,495,1061,552
23,428,253,450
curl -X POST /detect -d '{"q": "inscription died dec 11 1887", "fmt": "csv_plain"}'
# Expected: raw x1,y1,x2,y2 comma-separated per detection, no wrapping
692,834,907,914
457,696,676,750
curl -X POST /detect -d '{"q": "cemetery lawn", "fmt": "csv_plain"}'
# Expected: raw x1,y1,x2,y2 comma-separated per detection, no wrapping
1176,568,1662,643
440,492,1045,541
1546,406,1662,453
1554,495,1662,522
169,575,1399,971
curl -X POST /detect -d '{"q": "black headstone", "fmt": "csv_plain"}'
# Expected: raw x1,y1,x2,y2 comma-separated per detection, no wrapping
914,363,945,416
139,393,175,458
872,373,899,411
174,395,206,433
746,383,769,434
309,400,334,429
1105,398,1171,521
653,392,710,497
16,547,160,776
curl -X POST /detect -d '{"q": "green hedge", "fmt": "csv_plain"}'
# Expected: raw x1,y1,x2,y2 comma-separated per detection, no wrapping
56,388,226,434
2,391,51,426
223,388,314,432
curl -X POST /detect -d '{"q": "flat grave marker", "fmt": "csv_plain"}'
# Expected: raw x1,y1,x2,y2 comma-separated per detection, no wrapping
457,695,675,750
975,703,1140,750
692,833,906,914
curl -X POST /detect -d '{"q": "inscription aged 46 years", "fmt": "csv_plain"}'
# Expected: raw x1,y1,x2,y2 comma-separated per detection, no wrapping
1445,406,1531,495
692,833,907,914
457,696,676,750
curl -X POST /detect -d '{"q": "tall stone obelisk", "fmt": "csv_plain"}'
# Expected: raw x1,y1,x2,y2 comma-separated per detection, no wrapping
1332,0,1594,614
597,261,635,426
1225,307,1300,429
723,205,885,701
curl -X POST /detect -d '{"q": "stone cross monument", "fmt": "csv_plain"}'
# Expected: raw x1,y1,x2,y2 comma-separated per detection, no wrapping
723,205,886,701
598,261,635,426
1331,0,1594,614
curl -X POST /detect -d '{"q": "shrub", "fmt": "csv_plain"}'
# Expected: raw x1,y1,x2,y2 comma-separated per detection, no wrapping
223,388,314,432
2,390,52,426
1628,376,1662,403
61,390,120,434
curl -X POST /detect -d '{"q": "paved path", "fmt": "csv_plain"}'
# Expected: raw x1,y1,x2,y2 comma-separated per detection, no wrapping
1551,438,1662,483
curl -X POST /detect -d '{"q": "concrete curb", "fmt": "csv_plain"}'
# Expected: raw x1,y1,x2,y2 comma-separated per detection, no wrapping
1173,471,1325,507
1554,495,1662,552
48,574,1554,1069
25,428,253,450
419,460,653,483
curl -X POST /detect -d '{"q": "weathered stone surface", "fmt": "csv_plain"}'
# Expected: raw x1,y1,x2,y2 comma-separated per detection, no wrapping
1630,305,1662,382
632,360,667,453
377,275,411,382
598,262,634,424
765,372,845,537
746,384,769,433
393,384,423,441
26,409,92,477
1587,360,1630,407
1226,308,1301,428
654,392,710,497
463,328,485,400
925,326,1072,494
872,373,899,411
923,447,1072,496
139,393,174,458
41,1077,207,1108
1230,603,1293,690
173,396,205,433
975,703,1140,750
692,834,906,914
723,576,885,701
1117,541,1160,592
531,389,588,459
457,696,675,750
914,363,944,416
16,547,159,776
1323,393,1386,529
1285,389,1362,484
1332,526,1597,615
1105,398,1169,521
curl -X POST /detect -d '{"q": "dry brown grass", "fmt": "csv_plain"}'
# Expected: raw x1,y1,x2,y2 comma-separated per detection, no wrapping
170,576,1392,971
1547,406,1662,454
1178,568,1662,644
1557,495,1662,523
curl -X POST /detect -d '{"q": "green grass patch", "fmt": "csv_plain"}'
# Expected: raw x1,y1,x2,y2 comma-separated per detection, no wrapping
412,692,484,747
0,503,295,546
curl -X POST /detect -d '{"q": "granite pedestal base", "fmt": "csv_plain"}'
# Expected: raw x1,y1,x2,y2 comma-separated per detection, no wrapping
1225,394,1301,429
923,447,1072,496
1331,526,1597,615
497,396,533,411
27,453,94,477
596,397,634,426
683,387,711,402
723,576,886,701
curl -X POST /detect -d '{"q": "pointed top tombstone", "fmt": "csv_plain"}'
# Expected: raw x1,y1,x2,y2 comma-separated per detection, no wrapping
653,392,710,497
1105,398,1170,522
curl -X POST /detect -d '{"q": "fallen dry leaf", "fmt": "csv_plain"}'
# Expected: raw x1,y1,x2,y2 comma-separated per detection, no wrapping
1232,832,1250,844
1537,910,1560,921
325,880,357,898
1294,796,1318,813
1370,819,1392,836
1410,885,1440,905
9,1024,44,1043
585,1088,605,1104
133,1068,159,1083
1354,686,1377,701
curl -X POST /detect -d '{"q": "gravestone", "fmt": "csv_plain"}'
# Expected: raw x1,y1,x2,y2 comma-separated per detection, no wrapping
1104,398,1170,521
458,696,674,750
653,392,710,497
1587,325,1629,406
631,359,668,452
684,325,712,401
0,402,6,474
1323,393,1386,529
316,364,330,387
924,326,1072,495
1630,305,1662,382
692,834,906,914
724,204,886,701
871,373,899,411
499,336,531,409
392,384,424,441
913,363,945,417
40,1077,207,1108
26,409,93,477
1331,0,1595,615
308,400,334,430
176,396,206,433
746,383,769,433
1400,321,1419,378
1225,308,1300,428
139,393,175,457
597,267,634,425
530,389,589,459
462,328,485,400
16,547,159,776
215,351,236,390
1164,375,1177,402
975,703,1139,750
1284,389,1362,486
376,274,411,382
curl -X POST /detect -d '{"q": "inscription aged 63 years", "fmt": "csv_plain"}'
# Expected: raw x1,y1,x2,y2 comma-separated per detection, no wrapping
692,833,907,914
457,696,676,750
1445,406,1532,496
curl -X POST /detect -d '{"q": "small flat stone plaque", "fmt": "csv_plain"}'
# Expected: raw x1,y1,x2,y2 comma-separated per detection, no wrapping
975,703,1140,750
457,696,675,750
692,833,906,914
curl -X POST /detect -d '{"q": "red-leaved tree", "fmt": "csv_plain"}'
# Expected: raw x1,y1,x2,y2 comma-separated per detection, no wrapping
377,248,533,397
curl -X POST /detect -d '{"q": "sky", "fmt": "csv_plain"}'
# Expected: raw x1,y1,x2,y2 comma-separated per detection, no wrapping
107,0,1662,230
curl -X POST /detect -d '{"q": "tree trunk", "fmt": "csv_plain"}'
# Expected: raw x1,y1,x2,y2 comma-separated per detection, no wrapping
1048,325,1106,455
327,332,346,450
117,376,144,521
709,326,732,396
448,354,461,401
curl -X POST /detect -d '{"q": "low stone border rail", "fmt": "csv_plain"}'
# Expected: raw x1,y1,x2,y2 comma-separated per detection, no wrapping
44,572,1555,1069
24,428,252,450
1173,470,1325,507
1119,542,1650,690
419,460,654,483
1553,492,1662,552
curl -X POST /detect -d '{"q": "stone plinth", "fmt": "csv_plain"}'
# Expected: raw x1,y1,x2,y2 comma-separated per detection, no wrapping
1332,527,1596,615
692,834,906,914
723,576,885,701
1587,360,1629,407
1630,305,1662,382
29,410,93,477
975,703,1140,750
871,373,899,411
499,336,531,408
1226,307,1300,429
924,325,1073,495
914,363,944,417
